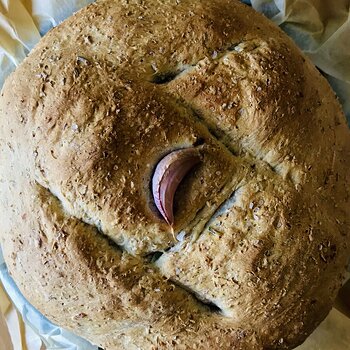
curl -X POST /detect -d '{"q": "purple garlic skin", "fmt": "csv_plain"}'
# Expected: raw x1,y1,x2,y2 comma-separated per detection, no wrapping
152,147,202,226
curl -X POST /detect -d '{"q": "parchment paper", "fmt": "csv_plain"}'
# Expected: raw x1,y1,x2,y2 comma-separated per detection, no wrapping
0,1,349,349
0,0,94,87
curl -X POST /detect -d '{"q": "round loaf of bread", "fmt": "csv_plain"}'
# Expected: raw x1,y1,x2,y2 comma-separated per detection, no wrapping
0,0,349,349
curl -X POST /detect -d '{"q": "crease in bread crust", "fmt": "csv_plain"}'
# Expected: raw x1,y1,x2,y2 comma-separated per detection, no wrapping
0,0,349,349
149,37,260,86
37,180,224,314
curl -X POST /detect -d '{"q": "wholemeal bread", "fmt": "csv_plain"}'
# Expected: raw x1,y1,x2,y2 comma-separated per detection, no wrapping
0,0,349,349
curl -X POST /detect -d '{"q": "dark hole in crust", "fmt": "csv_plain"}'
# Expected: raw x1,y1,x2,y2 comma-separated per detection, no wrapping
151,71,181,84
188,107,226,142
202,300,222,313
193,137,205,147
145,251,222,314
145,251,164,263
107,239,123,253
171,279,222,314
227,44,237,51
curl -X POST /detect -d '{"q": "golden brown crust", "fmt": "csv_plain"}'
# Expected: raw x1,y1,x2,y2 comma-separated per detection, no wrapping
0,0,349,349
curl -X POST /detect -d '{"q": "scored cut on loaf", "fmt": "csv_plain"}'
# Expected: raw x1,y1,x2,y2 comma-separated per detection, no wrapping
0,0,349,349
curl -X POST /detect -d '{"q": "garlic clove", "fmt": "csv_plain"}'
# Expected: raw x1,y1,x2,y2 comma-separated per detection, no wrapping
152,148,202,226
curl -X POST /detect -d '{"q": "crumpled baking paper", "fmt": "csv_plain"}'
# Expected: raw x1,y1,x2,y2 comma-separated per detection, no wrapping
0,0,349,349
0,0,94,88
1,279,44,350
0,288,13,350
